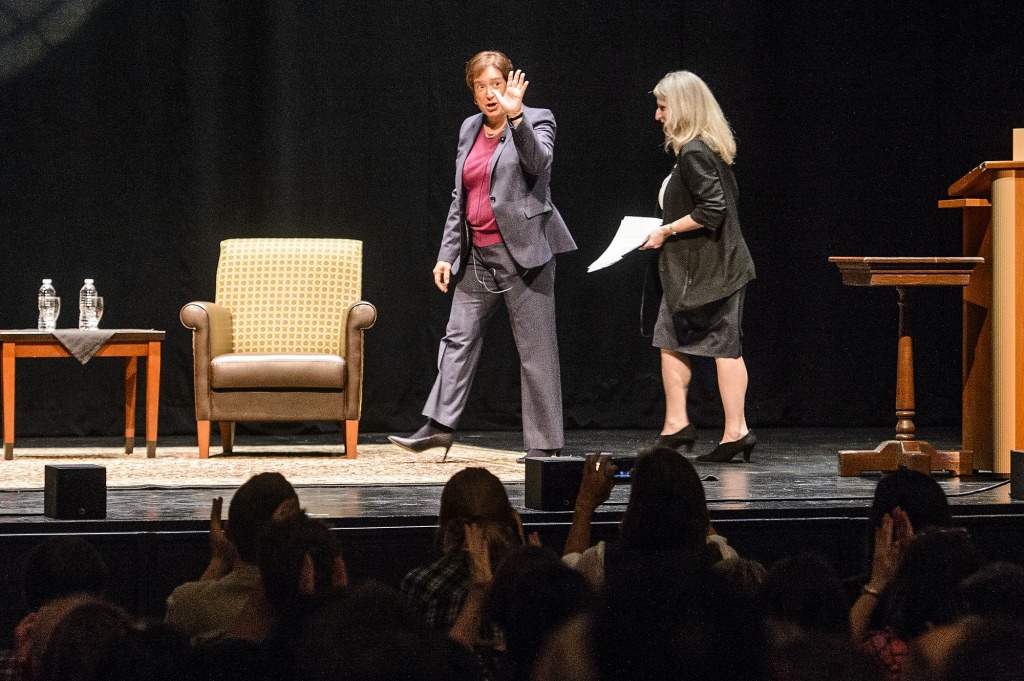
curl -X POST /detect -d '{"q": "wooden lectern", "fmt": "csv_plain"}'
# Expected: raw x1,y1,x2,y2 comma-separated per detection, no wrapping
830,257,981,477
940,129,1024,474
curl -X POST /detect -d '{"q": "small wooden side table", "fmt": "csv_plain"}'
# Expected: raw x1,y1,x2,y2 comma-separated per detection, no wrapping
1,330,164,459
828,257,983,477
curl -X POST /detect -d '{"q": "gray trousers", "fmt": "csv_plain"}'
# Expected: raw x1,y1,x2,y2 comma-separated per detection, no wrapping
423,243,564,449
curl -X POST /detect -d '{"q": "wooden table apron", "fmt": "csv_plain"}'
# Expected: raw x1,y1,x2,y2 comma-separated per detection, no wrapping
0,331,164,460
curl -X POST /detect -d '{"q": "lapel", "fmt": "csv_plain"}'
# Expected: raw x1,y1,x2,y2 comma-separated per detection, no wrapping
489,110,517,178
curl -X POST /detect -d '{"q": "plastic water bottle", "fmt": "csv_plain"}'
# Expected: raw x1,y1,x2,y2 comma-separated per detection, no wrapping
37,279,59,330
79,279,99,329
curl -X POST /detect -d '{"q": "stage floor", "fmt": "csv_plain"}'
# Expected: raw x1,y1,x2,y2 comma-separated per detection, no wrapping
0,426,1017,529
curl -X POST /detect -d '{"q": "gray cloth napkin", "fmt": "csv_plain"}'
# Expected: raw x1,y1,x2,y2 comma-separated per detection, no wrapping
52,329,118,364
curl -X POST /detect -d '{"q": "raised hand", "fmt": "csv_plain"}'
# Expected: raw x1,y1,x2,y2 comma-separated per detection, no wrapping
869,508,913,592
576,452,616,512
202,496,237,580
464,522,493,587
491,69,529,117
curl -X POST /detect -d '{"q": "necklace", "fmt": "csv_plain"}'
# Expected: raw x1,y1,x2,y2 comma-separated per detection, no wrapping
484,120,506,139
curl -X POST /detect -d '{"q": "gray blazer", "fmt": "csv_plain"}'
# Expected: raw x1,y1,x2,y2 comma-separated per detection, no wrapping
437,105,576,273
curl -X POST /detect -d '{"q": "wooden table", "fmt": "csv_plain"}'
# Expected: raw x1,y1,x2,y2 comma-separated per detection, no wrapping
1,330,164,459
828,257,982,476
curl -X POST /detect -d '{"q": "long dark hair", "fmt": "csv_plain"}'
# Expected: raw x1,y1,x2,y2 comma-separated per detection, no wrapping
437,467,519,565
619,447,710,552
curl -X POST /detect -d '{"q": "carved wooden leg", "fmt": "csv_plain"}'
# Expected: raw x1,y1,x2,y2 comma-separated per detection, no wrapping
197,420,211,459
345,420,358,459
895,287,916,441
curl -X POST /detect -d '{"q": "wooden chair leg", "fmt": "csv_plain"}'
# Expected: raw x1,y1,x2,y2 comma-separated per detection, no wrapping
344,420,358,459
220,421,235,453
197,420,211,459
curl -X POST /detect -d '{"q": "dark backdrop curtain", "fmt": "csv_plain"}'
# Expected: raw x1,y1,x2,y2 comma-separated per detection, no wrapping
1,0,1022,437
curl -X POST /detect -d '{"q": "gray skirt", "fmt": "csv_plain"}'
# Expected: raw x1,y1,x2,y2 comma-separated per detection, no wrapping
652,286,746,358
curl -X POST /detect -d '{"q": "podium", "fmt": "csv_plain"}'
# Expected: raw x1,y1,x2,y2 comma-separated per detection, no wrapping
830,258,981,477
939,129,1024,474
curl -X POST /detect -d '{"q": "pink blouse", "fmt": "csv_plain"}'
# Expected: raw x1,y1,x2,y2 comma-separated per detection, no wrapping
462,126,503,248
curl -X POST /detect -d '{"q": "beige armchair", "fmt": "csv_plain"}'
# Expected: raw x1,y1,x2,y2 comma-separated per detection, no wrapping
180,238,376,458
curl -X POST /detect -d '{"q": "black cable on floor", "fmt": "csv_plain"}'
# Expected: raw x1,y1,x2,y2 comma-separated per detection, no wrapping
704,479,1012,505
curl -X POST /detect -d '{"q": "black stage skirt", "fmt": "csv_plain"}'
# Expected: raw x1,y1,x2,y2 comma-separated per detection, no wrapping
652,286,746,358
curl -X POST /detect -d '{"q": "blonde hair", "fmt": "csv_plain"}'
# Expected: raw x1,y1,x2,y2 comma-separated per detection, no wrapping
652,71,736,164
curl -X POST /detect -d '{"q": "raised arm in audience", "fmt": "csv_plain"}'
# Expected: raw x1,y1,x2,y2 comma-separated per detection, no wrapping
563,453,616,557
850,506,913,640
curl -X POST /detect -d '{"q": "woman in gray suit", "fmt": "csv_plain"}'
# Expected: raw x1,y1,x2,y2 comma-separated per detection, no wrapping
390,51,576,461
639,71,756,463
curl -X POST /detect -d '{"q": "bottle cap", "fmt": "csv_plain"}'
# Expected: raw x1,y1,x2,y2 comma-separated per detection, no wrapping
84,279,94,284
42,279,52,284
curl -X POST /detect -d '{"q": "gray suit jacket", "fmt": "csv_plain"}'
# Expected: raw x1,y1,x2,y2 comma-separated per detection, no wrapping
437,105,576,273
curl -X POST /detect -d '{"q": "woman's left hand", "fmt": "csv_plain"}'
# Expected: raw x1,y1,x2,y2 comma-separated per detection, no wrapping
491,69,529,117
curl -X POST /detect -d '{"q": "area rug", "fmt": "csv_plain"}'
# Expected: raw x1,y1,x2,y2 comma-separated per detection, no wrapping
0,444,525,490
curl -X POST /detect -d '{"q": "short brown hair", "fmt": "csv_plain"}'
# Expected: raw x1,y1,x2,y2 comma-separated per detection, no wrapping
465,50,512,90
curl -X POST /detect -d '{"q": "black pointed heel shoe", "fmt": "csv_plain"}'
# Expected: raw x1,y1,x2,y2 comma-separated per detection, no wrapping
388,431,455,463
695,431,756,463
657,424,697,452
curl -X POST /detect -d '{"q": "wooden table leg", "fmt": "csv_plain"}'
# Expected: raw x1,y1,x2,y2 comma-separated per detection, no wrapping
838,287,927,476
124,356,138,454
2,342,14,460
145,341,161,458
894,287,917,441
838,286,973,476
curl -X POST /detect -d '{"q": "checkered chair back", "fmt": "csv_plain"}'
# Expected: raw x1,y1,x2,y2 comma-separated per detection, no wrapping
214,238,362,354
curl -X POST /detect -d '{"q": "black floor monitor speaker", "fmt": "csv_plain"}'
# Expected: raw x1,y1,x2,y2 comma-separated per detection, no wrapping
44,465,106,519
1011,451,1024,500
525,456,585,511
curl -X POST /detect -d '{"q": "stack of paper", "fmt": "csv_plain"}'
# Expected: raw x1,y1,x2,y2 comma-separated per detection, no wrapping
587,216,663,272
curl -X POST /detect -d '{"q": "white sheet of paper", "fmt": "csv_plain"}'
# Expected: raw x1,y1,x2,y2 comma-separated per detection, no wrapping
587,216,664,272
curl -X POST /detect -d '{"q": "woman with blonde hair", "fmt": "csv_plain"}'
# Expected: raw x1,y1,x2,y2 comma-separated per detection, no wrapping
639,70,756,463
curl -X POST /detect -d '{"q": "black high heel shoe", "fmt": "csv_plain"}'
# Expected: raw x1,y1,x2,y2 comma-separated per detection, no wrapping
695,432,756,463
388,422,455,462
657,424,697,452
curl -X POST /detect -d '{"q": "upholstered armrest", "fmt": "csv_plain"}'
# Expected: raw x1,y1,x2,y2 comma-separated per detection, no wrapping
180,301,234,356
343,301,377,418
180,301,234,420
